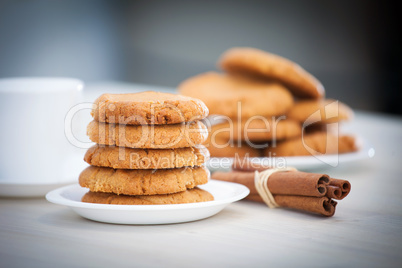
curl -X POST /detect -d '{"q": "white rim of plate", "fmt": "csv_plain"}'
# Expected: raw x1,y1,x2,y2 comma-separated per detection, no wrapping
46,180,250,211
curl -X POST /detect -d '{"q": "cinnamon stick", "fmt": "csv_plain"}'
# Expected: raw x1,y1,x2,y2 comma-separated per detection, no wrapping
230,159,350,200
326,185,342,199
212,170,329,197
211,157,351,217
246,194,337,217
329,178,351,200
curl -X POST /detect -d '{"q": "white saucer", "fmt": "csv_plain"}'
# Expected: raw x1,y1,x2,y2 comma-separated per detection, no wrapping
46,180,250,225
0,157,88,198
207,137,374,172
0,179,77,198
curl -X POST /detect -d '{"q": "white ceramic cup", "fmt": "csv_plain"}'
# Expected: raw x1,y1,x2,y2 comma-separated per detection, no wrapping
0,77,83,184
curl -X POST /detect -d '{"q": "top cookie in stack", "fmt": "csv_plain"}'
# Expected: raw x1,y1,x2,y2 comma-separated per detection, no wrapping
178,47,358,157
91,91,209,125
79,91,214,205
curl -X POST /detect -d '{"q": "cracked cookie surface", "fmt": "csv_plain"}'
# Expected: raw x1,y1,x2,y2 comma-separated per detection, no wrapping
91,91,209,125
79,165,210,196
87,120,208,149
82,187,214,205
84,145,209,169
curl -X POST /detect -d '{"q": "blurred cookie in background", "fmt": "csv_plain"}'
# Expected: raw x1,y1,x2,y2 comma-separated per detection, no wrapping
178,71,293,119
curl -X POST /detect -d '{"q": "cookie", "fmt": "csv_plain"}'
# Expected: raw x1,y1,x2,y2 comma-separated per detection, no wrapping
216,118,302,142
265,132,359,157
207,142,261,158
84,144,209,169
287,99,353,125
81,187,214,205
204,123,261,158
303,123,338,134
218,47,324,99
87,120,208,149
79,166,210,196
178,72,293,118
91,91,209,125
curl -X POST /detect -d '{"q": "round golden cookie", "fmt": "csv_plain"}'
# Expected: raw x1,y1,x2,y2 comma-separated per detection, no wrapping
203,123,261,158
218,47,324,99
287,99,353,125
79,166,210,196
84,144,209,169
178,72,293,118
91,91,209,125
265,132,359,157
81,188,214,205
216,118,302,142
87,120,208,149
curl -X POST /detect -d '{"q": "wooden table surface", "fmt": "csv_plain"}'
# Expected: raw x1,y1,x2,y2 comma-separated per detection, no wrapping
1,86,401,267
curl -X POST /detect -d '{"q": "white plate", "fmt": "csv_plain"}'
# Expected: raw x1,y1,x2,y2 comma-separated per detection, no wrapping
207,137,375,172
45,180,250,225
0,179,77,198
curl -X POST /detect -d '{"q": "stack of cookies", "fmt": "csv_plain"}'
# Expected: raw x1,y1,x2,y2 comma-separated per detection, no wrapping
79,91,214,205
178,47,358,158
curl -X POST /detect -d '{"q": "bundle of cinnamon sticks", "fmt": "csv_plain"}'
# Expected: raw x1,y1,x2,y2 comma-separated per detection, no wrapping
212,159,351,216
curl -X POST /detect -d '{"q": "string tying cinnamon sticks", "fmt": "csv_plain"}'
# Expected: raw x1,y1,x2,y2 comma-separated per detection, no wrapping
212,159,351,216
254,168,297,208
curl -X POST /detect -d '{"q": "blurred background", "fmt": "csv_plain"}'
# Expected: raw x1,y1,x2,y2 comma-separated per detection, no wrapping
0,0,400,114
